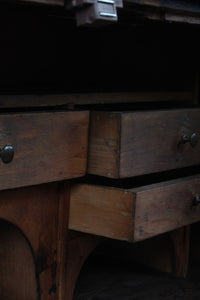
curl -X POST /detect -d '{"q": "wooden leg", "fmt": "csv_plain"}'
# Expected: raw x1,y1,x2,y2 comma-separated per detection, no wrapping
112,226,190,278
0,182,69,300
169,226,190,277
65,231,104,300
0,220,38,300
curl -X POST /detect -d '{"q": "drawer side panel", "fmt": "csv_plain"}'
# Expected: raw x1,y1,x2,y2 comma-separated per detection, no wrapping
69,184,134,241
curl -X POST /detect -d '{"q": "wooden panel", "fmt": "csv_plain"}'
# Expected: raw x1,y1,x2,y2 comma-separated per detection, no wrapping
69,175,200,242
88,112,121,178
0,111,89,190
88,109,200,178
132,176,200,241
69,184,134,241
0,182,69,300
0,91,193,108
120,108,200,177
0,221,37,300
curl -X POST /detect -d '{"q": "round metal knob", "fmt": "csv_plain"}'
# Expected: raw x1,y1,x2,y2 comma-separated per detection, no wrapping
181,133,198,148
193,195,200,206
0,145,14,164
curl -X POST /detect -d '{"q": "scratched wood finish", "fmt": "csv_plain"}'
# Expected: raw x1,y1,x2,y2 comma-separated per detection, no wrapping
0,182,69,300
0,111,89,190
88,109,200,178
69,175,200,242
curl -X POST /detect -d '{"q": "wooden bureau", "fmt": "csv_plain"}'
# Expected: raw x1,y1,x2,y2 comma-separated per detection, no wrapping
1,1,200,300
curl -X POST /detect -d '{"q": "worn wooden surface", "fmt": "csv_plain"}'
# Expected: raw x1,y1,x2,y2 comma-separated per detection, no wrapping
88,109,200,178
0,182,69,300
133,176,200,241
0,91,193,109
0,111,89,190
69,184,134,241
69,176,200,241
88,112,121,178
0,221,37,300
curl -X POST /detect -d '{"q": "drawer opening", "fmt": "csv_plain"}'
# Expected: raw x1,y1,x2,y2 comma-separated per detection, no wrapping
72,164,200,190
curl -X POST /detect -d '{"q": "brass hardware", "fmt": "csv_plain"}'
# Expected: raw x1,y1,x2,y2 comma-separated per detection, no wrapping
0,145,14,164
181,133,198,148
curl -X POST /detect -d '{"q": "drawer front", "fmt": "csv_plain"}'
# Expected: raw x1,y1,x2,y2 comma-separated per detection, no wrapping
88,109,200,178
69,175,200,242
0,111,89,190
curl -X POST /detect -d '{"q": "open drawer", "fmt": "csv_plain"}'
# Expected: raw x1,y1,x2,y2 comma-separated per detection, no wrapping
0,111,89,190
69,175,200,242
88,109,200,178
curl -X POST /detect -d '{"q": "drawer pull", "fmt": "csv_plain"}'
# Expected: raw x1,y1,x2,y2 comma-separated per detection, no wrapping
193,195,200,206
0,145,14,164
181,133,198,148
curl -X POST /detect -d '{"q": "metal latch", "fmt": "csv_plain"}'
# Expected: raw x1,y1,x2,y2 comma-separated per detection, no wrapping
66,0,123,26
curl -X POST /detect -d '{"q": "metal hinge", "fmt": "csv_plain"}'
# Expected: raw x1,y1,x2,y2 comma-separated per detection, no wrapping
66,0,123,26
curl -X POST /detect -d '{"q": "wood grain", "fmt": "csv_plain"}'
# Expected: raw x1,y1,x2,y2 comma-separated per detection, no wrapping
0,182,69,300
87,112,121,178
69,175,200,242
88,109,200,178
0,111,89,190
69,184,134,241
133,176,200,241
0,221,37,300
